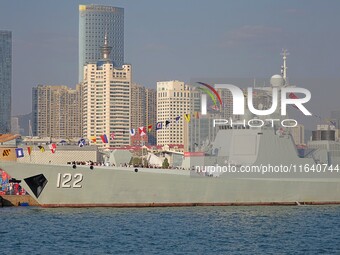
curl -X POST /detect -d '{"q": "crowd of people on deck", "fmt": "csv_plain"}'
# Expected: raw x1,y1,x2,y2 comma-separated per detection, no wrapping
65,161,189,170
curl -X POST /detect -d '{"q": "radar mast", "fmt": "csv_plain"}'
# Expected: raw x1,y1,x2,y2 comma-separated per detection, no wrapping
281,49,289,83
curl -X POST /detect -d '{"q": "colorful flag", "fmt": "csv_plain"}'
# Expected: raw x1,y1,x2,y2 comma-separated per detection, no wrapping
78,138,86,147
139,126,147,136
184,114,191,123
130,129,136,136
165,120,171,127
15,148,24,158
147,125,153,132
156,122,163,130
175,116,181,122
288,93,299,110
78,138,85,147
90,136,96,143
38,145,45,152
27,146,32,156
110,132,115,140
49,143,57,153
100,134,108,144
330,120,337,127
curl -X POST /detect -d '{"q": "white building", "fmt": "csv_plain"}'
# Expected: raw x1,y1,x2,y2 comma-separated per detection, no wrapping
157,80,200,146
82,36,131,148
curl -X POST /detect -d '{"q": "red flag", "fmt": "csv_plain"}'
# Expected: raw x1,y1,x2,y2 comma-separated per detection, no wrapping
110,132,115,140
100,134,108,143
27,146,32,156
138,126,147,136
49,143,57,153
147,125,152,132
289,93,299,110
289,92,298,99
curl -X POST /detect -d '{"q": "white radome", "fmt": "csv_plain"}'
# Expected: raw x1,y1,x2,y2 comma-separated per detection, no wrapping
270,74,285,87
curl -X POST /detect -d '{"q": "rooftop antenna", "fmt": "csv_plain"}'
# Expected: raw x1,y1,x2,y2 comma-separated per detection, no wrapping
100,32,112,61
280,49,290,83
100,17,112,61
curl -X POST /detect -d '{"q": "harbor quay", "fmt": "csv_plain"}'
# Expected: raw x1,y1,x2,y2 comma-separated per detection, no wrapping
0,195,39,207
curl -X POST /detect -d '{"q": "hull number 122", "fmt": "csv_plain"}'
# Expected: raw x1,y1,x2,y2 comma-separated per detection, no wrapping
56,173,83,188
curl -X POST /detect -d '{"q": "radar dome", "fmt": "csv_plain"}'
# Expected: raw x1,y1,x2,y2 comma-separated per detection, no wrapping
270,74,285,87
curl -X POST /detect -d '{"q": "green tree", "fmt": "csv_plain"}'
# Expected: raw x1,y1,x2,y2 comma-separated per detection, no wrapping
132,157,142,166
162,158,169,169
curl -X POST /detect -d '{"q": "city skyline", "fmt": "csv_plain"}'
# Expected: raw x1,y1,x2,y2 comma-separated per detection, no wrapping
1,1,340,130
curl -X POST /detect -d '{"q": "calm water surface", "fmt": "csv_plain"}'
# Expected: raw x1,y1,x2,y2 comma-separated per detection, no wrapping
1,206,340,254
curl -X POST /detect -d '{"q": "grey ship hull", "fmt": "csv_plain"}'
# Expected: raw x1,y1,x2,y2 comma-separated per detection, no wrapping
1,161,340,207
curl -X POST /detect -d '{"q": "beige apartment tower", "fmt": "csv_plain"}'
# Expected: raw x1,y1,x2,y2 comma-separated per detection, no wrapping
131,84,146,131
157,80,200,146
32,85,82,139
82,36,131,147
130,84,156,145
145,87,157,144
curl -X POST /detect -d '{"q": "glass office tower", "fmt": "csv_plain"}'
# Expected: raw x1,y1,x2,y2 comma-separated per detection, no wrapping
0,31,12,133
79,4,124,82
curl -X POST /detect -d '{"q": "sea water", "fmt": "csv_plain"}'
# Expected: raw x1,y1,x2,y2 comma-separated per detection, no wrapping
0,206,339,254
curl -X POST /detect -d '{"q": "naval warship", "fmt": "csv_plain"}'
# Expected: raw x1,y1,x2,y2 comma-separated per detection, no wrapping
1,54,340,207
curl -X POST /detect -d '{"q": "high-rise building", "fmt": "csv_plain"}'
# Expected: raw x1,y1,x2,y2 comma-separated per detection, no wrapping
130,84,157,145
217,88,233,119
79,4,124,82
10,117,20,134
0,31,12,134
290,124,305,145
32,85,82,139
82,36,131,148
131,83,146,131
157,80,200,146
145,87,157,145
15,113,32,136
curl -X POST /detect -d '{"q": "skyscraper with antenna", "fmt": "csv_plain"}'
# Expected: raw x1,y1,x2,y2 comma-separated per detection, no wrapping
79,4,124,82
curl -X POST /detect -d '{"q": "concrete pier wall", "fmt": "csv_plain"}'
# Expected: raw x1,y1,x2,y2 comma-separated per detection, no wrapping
0,195,39,207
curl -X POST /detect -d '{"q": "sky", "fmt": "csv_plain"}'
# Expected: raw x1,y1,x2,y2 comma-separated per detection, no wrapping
1,0,340,128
